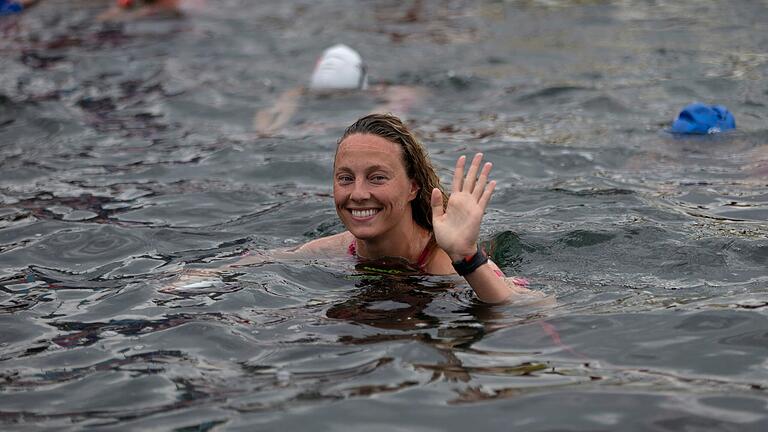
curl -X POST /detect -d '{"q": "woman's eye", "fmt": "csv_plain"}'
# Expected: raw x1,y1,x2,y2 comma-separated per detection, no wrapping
337,175,353,184
370,175,388,184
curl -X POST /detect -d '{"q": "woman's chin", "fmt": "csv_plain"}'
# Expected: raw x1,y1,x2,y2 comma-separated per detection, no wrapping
346,226,380,241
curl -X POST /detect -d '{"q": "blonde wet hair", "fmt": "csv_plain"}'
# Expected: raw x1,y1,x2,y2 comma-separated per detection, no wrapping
336,113,447,231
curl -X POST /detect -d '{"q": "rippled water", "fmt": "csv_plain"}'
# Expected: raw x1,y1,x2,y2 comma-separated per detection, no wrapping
1,1,767,430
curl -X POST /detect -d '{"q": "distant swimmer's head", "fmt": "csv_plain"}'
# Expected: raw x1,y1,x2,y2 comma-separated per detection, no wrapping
671,103,736,135
309,44,368,91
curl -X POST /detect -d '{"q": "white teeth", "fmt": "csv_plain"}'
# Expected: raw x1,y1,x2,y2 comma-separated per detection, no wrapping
351,209,378,218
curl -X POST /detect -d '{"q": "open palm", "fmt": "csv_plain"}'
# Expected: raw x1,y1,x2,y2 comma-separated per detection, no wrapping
431,153,496,261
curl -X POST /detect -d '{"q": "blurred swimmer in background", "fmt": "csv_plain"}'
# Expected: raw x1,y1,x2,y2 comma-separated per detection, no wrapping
254,44,427,136
98,0,187,21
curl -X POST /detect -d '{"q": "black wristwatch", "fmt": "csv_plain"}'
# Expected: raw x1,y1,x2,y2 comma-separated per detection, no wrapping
452,244,488,276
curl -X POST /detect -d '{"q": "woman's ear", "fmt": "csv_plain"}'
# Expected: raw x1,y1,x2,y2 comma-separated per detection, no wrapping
408,180,420,201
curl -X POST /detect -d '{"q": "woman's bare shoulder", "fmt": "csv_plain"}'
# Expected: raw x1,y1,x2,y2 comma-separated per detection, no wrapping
285,231,354,257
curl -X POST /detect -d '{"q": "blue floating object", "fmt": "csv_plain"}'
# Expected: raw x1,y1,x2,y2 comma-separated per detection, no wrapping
0,0,23,15
671,103,736,134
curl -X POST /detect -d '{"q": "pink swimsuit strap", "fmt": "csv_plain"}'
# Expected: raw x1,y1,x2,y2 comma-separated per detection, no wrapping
348,237,434,271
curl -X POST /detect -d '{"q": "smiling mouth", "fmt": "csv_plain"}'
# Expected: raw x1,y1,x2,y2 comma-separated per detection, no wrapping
350,209,380,218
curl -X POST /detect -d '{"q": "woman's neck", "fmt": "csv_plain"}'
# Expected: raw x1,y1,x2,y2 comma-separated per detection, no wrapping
354,222,432,264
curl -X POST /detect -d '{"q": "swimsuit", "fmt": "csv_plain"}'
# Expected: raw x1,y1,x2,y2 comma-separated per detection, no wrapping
348,237,434,273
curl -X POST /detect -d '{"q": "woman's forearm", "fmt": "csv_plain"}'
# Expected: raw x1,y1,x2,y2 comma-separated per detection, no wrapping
462,260,515,304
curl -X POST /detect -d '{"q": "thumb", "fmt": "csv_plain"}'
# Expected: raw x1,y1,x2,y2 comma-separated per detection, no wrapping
430,188,445,219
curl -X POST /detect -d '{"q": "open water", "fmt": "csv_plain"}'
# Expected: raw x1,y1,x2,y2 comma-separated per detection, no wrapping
1,1,767,430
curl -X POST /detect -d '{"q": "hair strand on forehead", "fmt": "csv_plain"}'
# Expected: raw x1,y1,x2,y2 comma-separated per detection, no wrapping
336,113,447,231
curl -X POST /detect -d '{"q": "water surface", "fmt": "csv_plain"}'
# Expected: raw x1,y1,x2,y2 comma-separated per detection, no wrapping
1,1,767,430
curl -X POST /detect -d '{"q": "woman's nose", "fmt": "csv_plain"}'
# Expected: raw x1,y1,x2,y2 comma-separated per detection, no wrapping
350,180,370,201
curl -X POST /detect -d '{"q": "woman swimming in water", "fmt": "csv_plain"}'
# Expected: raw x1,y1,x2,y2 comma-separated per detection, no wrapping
296,113,528,302
195,113,532,304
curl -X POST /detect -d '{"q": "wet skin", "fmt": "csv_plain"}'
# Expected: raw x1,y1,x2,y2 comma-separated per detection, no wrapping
333,133,422,249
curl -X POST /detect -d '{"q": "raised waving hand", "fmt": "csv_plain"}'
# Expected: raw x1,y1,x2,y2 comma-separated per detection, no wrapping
430,153,496,261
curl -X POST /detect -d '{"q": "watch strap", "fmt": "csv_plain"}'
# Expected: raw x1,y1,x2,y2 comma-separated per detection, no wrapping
452,244,488,276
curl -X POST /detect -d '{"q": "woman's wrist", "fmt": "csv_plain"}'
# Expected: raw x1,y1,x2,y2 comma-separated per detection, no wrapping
451,244,488,276
448,244,480,263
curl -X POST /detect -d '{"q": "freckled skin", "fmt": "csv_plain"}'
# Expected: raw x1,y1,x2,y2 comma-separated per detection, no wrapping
333,134,420,245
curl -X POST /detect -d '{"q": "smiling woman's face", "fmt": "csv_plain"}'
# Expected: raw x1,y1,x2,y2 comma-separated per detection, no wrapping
333,133,419,241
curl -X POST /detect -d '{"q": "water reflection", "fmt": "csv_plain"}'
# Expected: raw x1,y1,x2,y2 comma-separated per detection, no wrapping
326,261,449,330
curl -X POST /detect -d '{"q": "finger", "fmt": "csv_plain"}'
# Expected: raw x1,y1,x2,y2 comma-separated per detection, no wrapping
463,153,484,193
478,180,497,210
473,162,493,200
451,155,466,194
431,188,445,219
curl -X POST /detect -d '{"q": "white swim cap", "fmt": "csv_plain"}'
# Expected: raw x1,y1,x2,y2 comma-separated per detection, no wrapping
309,44,367,91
